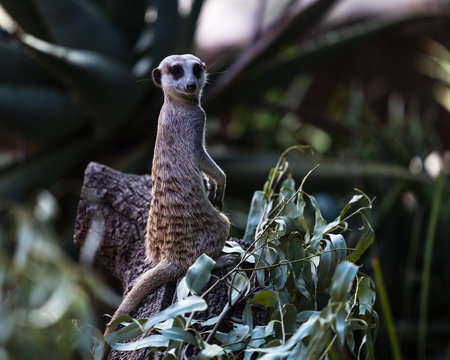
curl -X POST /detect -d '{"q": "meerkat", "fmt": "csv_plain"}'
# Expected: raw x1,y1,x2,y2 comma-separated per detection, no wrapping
102,54,230,356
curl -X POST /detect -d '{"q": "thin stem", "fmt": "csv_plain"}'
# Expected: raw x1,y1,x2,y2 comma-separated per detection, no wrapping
372,256,402,360
418,171,443,360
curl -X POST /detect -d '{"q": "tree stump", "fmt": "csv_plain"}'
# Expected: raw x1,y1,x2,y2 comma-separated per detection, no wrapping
73,162,234,359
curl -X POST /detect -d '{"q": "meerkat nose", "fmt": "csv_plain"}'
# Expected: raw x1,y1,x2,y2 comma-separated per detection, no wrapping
186,83,196,91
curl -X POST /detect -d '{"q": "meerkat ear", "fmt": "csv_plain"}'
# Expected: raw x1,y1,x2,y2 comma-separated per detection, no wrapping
202,62,207,72
152,68,162,86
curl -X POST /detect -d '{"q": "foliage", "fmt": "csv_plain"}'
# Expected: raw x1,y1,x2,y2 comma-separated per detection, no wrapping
0,191,115,360
102,149,377,359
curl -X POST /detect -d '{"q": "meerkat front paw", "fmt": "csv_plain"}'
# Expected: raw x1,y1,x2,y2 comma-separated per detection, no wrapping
214,195,223,211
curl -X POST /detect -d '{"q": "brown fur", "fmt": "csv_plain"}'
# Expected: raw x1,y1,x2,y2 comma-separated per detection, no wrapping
102,54,229,358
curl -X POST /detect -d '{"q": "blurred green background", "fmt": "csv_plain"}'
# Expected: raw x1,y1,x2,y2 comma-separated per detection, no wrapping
0,0,449,359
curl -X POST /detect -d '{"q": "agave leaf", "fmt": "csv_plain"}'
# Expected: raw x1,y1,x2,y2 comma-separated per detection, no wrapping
210,15,439,109
104,0,148,47
0,85,85,143
17,32,143,130
35,0,131,63
152,0,181,65
205,0,339,102
0,41,54,85
0,0,50,40
0,137,94,200
253,15,436,89
176,0,205,54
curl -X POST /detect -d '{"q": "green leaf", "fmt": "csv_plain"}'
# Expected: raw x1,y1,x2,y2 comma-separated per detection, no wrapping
317,240,337,292
17,33,143,129
242,302,253,331
243,190,267,243
279,234,305,275
333,307,348,346
253,290,278,308
273,216,298,237
283,304,297,335
328,234,347,261
340,194,363,219
270,259,289,291
357,277,375,315
110,334,169,351
185,254,215,295
194,343,224,360
347,221,374,263
215,324,249,351
105,296,207,346
243,326,266,360
0,85,85,143
330,261,359,302
35,0,131,62
309,194,327,251
160,327,197,345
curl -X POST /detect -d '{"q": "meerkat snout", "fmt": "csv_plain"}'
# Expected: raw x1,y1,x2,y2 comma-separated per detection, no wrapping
186,83,196,92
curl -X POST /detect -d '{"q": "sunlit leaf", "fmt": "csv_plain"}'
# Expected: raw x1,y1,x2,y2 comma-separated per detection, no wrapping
357,277,375,315
215,324,249,351
105,296,207,346
347,221,374,263
185,254,215,295
309,194,328,251
317,240,337,292
194,343,224,360
330,261,359,302
253,290,278,308
328,233,347,261
243,191,267,243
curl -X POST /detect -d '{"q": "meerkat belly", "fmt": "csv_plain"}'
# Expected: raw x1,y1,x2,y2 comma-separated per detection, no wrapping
147,162,229,265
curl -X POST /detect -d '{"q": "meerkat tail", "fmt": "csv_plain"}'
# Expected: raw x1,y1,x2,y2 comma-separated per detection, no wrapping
102,260,183,359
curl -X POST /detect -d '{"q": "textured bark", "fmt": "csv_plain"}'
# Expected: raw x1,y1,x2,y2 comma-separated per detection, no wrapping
73,162,233,359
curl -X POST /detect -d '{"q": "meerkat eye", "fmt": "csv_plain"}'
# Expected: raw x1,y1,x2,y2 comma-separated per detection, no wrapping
170,65,183,78
193,63,203,79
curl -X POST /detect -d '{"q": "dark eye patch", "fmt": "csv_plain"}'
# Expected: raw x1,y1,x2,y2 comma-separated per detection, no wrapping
170,64,183,79
193,63,203,79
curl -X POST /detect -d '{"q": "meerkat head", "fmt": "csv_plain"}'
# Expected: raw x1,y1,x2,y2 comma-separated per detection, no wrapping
152,54,207,102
